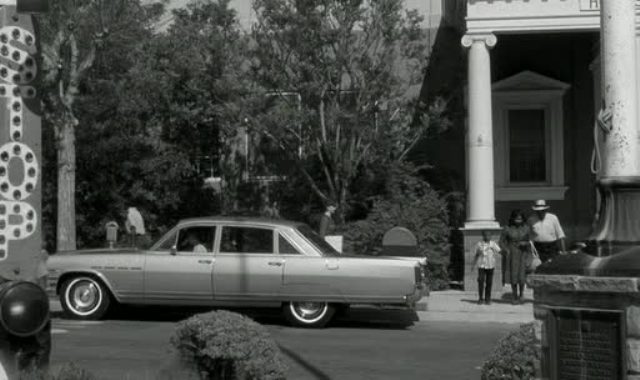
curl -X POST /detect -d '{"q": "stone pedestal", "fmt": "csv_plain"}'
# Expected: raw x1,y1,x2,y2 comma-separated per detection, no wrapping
587,178,640,256
461,226,503,293
530,250,640,379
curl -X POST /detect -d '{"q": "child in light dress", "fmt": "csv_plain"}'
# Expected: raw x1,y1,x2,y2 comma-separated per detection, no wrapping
473,230,501,305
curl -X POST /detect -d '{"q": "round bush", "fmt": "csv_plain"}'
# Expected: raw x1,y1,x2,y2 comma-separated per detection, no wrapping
481,322,539,380
171,310,287,380
344,167,451,290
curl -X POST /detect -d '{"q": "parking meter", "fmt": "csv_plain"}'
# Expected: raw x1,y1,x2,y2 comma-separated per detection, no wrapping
106,221,118,248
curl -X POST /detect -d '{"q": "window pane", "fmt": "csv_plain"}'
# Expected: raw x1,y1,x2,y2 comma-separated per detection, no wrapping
176,226,215,253
221,227,274,254
509,109,546,182
156,230,177,251
279,234,300,254
296,224,339,256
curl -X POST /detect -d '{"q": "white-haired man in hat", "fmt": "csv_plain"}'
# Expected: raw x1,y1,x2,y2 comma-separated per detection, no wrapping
528,199,566,263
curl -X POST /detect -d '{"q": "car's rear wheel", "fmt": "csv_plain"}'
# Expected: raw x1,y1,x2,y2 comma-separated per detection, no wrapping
283,301,335,328
60,276,111,320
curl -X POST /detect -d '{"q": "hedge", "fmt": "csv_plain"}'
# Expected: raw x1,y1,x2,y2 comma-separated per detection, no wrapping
481,322,539,380
171,310,287,380
17,362,95,380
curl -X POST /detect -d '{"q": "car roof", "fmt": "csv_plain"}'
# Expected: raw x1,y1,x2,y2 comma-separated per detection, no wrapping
177,216,305,228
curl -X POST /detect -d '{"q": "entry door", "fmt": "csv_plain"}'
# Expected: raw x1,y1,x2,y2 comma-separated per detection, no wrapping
213,226,283,300
144,226,216,304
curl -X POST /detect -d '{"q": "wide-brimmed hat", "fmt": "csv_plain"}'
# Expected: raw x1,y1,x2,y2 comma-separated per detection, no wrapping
532,199,550,211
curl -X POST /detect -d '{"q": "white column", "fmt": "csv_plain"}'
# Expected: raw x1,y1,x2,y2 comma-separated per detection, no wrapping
600,0,639,178
462,33,499,229
636,29,640,168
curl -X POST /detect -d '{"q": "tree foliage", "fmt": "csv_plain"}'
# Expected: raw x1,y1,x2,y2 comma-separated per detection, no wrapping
41,0,252,248
37,0,453,258
234,0,436,223
39,0,164,250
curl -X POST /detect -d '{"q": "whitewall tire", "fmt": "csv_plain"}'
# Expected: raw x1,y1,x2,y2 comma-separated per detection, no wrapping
60,276,111,320
283,301,335,328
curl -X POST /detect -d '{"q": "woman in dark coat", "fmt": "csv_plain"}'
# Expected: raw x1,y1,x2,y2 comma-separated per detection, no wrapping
500,209,531,304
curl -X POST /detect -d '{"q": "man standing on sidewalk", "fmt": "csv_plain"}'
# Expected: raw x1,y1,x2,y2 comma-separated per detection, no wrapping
528,200,566,263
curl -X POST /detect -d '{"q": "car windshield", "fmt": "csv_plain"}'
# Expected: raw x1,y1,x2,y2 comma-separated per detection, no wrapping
296,224,340,256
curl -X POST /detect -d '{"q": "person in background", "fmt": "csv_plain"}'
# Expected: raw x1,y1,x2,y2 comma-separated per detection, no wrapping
318,204,337,238
262,200,280,219
125,207,145,248
500,209,531,305
528,199,566,263
472,230,501,305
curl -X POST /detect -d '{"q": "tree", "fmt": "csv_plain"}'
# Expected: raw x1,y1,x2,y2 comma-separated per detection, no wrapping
239,0,441,224
162,0,252,214
40,0,161,250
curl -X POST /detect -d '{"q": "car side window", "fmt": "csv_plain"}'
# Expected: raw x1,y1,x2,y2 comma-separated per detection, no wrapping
279,234,300,255
156,230,177,252
220,227,274,254
176,226,216,254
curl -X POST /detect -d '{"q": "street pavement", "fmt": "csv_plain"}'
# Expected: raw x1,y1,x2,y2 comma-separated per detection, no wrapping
46,290,534,379
49,287,536,325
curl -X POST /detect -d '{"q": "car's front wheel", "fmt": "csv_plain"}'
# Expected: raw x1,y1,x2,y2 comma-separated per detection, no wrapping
283,301,335,328
60,276,111,320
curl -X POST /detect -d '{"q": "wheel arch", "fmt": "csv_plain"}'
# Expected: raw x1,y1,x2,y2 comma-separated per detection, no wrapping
56,271,119,303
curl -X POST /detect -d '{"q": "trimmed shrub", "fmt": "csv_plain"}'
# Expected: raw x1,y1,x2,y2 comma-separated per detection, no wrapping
481,322,539,380
18,362,95,380
344,164,451,290
171,310,287,380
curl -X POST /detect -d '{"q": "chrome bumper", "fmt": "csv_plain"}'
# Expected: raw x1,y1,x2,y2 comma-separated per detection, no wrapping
404,283,428,306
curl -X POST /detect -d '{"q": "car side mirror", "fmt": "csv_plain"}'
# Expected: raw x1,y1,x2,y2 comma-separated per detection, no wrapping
170,246,177,256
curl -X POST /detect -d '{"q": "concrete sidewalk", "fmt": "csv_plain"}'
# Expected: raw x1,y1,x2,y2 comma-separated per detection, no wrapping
417,288,535,324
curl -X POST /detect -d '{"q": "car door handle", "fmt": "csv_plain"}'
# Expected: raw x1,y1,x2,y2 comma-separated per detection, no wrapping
268,261,283,266
198,259,213,264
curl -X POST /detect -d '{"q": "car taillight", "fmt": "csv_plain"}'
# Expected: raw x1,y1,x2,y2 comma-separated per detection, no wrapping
0,281,49,337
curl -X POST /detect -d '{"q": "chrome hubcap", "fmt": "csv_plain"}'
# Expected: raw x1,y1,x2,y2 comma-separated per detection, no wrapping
68,280,100,314
292,302,326,320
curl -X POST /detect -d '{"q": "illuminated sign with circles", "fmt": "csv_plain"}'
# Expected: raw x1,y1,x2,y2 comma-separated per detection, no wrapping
0,24,38,260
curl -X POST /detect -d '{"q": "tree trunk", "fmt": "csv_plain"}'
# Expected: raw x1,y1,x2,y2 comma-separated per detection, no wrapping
56,118,76,251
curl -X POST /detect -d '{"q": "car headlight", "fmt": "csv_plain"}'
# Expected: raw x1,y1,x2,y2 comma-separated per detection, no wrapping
0,281,49,337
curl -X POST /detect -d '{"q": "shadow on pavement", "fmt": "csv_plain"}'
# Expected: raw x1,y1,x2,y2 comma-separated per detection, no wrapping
459,297,532,306
53,305,418,330
278,344,332,380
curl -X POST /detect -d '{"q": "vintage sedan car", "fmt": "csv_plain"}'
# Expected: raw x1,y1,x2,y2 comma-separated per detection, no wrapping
47,217,427,327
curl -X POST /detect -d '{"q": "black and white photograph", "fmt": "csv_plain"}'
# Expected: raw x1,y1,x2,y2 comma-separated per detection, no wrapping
0,0,638,379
